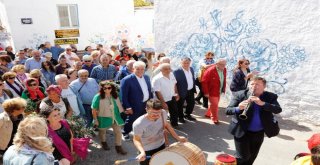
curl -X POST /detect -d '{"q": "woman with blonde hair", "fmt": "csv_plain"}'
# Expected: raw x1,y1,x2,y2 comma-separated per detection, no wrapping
30,69,49,89
11,64,29,86
0,98,26,156
2,72,24,97
3,115,56,165
90,50,100,65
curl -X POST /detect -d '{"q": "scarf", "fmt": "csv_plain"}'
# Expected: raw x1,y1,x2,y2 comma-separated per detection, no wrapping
6,81,24,96
48,120,73,162
16,74,28,85
25,79,45,100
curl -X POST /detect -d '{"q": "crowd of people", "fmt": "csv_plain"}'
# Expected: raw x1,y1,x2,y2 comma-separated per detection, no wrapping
0,39,319,165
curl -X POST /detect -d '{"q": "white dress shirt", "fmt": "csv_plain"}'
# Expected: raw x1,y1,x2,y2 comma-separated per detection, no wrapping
152,72,177,102
183,68,193,90
135,75,149,102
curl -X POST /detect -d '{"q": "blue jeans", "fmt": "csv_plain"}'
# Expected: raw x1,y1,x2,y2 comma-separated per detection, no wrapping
83,104,93,127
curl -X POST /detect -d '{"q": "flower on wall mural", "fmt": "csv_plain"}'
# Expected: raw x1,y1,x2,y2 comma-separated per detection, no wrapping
27,33,48,50
168,9,308,94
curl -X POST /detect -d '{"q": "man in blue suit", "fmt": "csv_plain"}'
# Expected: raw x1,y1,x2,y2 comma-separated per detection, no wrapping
173,57,197,123
120,61,153,141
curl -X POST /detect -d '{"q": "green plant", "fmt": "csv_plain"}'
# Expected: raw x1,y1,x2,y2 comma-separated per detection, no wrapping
67,116,94,138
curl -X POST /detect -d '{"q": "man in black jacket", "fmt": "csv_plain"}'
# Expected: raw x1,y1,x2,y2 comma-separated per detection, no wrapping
226,76,282,165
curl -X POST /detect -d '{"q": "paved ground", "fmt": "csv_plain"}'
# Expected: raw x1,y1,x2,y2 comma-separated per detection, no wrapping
77,100,320,165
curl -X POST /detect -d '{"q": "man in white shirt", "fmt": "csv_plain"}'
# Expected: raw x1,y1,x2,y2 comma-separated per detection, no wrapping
55,74,85,117
152,63,179,127
120,61,153,141
59,47,80,66
173,57,197,123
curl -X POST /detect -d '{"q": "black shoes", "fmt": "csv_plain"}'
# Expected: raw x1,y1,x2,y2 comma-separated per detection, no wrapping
184,115,196,121
171,122,179,128
178,118,186,123
115,146,127,155
101,142,110,150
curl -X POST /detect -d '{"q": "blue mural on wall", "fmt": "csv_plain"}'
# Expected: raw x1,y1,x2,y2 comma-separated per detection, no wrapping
168,9,308,94
25,33,48,50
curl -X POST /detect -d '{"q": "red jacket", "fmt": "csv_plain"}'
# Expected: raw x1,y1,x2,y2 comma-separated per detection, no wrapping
202,65,227,97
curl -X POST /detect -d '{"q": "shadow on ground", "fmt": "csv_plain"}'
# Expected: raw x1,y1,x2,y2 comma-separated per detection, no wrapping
75,104,316,165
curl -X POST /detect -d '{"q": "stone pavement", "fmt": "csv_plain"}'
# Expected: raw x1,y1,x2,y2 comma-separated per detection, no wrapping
76,103,320,165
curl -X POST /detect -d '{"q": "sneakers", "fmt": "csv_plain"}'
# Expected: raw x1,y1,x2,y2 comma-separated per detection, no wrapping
184,115,196,121
123,134,130,141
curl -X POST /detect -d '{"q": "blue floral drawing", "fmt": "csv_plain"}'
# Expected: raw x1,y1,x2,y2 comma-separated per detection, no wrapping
168,9,308,94
26,33,48,50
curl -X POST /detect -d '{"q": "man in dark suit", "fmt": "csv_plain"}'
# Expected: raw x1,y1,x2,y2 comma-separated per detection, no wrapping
120,61,153,141
226,76,282,165
173,57,196,123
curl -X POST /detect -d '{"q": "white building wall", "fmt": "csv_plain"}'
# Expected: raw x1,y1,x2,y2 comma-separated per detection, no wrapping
0,1,14,50
155,0,320,124
3,0,135,50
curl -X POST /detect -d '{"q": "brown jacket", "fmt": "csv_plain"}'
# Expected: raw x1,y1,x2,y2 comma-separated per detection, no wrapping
0,112,13,150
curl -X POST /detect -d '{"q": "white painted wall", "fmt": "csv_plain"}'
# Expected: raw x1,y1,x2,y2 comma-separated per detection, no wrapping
155,0,320,124
0,1,14,50
2,0,135,50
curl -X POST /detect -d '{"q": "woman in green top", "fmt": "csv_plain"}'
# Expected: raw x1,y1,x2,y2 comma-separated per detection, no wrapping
91,81,127,155
21,78,46,114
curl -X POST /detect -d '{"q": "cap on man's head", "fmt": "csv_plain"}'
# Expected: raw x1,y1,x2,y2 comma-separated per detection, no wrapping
308,133,320,150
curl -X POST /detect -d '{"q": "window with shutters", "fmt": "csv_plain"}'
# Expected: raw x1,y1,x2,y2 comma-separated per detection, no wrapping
57,4,79,28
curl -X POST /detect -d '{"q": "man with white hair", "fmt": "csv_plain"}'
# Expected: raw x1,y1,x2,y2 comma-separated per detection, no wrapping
115,60,135,83
70,69,99,126
152,63,179,127
173,57,197,123
202,58,227,124
44,52,58,65
152,56,171,77
59,47,80,66
24,50,46,72
55,74,85,117
120,61,153,141
81,55,97,76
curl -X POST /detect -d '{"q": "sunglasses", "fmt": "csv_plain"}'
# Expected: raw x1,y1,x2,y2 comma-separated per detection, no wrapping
103,87,112,90
29,83,37,86
8,77,16,79
84,61,91,62
244,63,250,65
